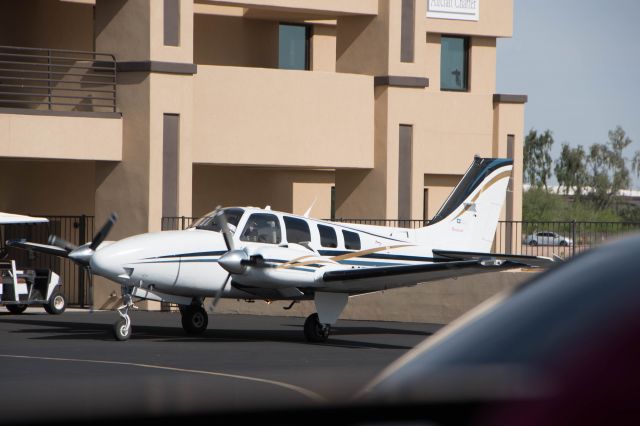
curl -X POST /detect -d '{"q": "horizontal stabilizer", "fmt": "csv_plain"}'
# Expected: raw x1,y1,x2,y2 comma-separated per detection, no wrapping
432,249,555,268
6,239,69,258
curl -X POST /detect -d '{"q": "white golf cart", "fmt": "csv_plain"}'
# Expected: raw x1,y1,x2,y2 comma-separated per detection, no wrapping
0,212,66,315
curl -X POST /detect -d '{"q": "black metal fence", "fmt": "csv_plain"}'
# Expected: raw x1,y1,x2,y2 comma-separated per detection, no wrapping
162,216,640,259
1,216,95,307
0,45,116,112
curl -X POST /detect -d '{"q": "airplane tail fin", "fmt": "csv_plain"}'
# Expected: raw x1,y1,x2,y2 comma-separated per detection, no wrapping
416,156,513,253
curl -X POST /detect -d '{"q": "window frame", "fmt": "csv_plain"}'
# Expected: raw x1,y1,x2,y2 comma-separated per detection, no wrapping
440,35,470,92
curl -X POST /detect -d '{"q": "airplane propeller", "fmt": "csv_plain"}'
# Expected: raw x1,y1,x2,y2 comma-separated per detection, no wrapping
212,207,235,306
47,212,118,267
211,208,274,306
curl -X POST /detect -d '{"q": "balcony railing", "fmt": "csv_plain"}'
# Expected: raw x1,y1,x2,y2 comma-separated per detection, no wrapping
0,45,116,113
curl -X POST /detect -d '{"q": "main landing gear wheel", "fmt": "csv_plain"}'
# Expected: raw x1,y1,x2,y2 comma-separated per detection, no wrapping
181,305,208,335
6,304,27,314
44,291,66,315
304,313,330,343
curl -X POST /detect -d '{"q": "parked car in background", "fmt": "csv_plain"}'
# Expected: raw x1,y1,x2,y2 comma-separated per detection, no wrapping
524,231,572,246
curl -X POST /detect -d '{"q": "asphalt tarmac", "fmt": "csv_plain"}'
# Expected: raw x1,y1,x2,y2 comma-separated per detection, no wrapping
0,309,441,424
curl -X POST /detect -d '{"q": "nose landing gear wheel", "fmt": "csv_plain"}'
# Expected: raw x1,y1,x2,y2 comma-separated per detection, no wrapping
181,305,208,335
304,313,330,343
113,318,131,341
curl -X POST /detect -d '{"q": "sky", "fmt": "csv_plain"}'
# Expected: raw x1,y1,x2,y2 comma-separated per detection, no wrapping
496,0,640,188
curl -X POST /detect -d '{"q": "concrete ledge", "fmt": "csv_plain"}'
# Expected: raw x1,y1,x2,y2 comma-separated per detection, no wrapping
493,94,528,104
208,270,537,324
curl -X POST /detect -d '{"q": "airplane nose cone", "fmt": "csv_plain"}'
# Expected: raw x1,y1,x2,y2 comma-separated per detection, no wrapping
218,249,248,275
89,242,129,278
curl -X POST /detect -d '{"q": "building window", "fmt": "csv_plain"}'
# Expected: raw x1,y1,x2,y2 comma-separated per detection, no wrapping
440,36,469,91
284,216,311,244
278,24,310,70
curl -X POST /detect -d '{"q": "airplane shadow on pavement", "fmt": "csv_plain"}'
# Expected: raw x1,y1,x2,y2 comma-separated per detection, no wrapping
0,316,434,350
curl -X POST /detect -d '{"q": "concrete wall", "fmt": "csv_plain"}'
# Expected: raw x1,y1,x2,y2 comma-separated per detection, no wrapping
0,159,96,216
194,14,279,68
426,0,513,38
0,0,93,50
0,113,122,161
206,0,379,17
192,65,374,169
193,166,334,218
210,270,536,324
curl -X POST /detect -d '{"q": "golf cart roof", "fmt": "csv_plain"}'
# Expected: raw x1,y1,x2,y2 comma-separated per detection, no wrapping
0,212,48,225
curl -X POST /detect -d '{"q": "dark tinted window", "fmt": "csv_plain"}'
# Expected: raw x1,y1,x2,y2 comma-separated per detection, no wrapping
278,24,310,70
284,216,311,244
318,225,337,248
240,213,281,244
342,230,361,250
191,208,244,232
440,36,469,91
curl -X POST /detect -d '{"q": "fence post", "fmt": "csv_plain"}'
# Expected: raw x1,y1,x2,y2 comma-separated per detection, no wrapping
181,216,186,230
78,215,86,308
571,219,576,257
47,49,52,110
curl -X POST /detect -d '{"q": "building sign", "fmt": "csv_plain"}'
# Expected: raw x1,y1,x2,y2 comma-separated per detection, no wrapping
427,0,480,21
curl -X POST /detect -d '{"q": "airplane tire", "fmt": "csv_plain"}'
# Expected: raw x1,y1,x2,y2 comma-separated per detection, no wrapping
44,291,66,315
304,313,330,343
113,318,131,341
6,304,28,314
181,305,208,335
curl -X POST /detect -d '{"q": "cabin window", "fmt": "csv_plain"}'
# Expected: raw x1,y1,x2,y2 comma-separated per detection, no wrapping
284,216,311,245
318,224,337,248
342,230,361,250
240,213,281,244
191,208,244,232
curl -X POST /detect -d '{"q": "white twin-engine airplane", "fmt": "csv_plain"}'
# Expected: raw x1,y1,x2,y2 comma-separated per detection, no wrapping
9,157,552,342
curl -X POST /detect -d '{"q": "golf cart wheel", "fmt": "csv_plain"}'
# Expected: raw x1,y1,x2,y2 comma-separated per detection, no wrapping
113,318,131,341
181,305,208,335
528,240,538,246
304,313,330,343
44,291,66,315
6,304,28,314
559,240,569,247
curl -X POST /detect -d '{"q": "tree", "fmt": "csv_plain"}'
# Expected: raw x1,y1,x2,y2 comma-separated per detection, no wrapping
585,126,632,210
555,144,588,198
523,129,554,191
633,151,640,179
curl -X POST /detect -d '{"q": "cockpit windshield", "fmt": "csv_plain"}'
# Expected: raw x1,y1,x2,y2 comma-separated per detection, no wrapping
190,208,244,232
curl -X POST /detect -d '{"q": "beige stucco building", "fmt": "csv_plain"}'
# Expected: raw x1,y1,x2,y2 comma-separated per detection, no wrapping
0,0,526,307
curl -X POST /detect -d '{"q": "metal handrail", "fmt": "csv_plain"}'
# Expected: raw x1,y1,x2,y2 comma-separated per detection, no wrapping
0,45,117,113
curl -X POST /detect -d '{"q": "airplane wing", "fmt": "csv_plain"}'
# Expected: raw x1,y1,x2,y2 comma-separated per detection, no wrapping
432,249,555,268
6,239,69,257
321,259,523,292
